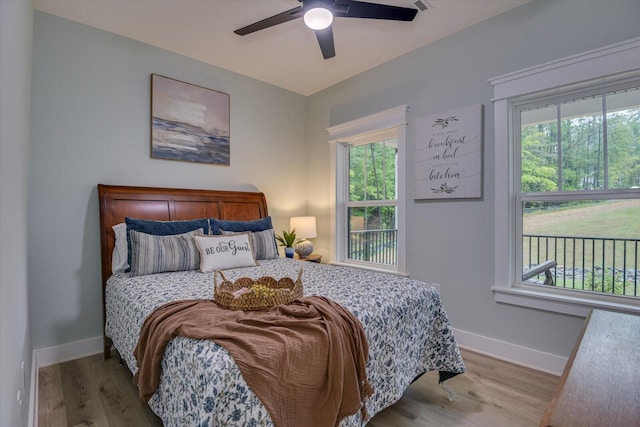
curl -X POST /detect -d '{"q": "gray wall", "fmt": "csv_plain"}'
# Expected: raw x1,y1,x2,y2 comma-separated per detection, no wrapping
306,0,640,358
29,12,308,349
1,1,33,425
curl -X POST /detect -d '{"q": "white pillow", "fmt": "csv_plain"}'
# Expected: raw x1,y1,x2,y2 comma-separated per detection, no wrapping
194,232,257,272
111,222,129,274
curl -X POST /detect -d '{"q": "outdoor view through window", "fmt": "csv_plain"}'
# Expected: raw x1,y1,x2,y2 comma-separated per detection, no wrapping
348,138,398,266
519,86,640,298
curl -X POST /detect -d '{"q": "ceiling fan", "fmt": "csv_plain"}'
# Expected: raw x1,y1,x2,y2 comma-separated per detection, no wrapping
233,0,418,60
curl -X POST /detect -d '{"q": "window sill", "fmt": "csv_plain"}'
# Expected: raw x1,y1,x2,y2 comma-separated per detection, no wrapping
329,261,409,277
492,285,640,317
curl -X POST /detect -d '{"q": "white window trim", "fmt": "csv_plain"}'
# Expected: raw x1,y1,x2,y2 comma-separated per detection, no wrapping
489,37,640,317
327,105,408,275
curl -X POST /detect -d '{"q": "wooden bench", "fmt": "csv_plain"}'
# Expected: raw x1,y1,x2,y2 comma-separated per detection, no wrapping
540,309,640,427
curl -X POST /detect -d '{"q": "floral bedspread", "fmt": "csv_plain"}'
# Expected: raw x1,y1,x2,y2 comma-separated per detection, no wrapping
105,258,465,426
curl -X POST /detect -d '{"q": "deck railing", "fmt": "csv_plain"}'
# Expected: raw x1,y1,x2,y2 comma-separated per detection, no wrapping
348,229,397,266
346,231,639,296
523,234,640,297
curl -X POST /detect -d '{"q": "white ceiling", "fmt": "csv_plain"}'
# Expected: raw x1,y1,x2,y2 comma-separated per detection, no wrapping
33,0,531,96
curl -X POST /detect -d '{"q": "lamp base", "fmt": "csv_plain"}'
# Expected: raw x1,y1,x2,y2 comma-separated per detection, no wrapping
294,241,313,258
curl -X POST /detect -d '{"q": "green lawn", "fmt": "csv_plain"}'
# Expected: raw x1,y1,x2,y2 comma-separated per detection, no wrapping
522,200,639,296
524,201,640,238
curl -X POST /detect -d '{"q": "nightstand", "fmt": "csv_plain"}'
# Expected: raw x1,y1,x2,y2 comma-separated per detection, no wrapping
295,253,322,263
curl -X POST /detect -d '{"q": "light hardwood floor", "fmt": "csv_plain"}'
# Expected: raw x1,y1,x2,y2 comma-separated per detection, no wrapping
38,349,558,426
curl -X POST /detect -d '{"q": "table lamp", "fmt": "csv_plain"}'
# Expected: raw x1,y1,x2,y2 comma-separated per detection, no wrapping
289,216,317,258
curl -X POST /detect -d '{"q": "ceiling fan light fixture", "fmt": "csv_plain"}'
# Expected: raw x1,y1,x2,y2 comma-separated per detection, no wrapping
235,0,418,59
304,6,333,30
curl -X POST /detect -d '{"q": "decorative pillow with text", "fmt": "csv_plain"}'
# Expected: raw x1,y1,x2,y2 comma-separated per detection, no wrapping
194,232,257,272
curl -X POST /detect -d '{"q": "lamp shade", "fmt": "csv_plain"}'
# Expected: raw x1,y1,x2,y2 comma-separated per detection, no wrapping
289,216,317,239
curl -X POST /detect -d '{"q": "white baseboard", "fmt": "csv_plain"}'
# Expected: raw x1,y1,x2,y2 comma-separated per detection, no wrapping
34,336,103,369
30,329,566,375
453,327,567,376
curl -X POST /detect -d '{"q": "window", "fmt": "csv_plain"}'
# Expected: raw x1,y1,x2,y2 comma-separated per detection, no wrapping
327,106,407,274
490,37,640,316
517,86,640,296
347,133,398,266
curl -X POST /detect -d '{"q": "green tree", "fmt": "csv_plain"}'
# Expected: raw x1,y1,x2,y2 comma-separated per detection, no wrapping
520,126,558,193
521,98,640,195
349,140,397,230
607,109,640,188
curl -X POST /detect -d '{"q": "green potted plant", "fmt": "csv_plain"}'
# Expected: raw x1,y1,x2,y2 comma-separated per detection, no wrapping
276,229,301,258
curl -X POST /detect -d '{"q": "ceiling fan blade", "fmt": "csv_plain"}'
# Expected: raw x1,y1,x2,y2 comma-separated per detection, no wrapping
335,0,418,21
234,6,304,36
315,27,336,59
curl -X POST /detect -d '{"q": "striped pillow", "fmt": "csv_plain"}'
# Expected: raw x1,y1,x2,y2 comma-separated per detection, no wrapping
124,217,209,272
221,228,278,260
129,229,203,276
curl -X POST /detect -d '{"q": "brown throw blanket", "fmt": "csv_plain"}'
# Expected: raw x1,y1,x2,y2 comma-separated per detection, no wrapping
133,296,373,427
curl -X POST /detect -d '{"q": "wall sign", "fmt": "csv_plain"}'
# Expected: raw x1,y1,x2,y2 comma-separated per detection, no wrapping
412,104,483,199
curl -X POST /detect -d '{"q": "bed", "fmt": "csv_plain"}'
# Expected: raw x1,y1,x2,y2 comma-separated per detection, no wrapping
98,184,465,426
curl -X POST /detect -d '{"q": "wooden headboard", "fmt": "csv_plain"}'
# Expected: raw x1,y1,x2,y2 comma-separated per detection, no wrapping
97,184,269,357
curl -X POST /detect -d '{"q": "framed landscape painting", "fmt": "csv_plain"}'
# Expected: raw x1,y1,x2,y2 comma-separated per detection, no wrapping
151,74,230,165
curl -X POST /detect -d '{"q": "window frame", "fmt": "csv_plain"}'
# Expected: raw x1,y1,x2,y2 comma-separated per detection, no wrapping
489,37,640,316
327,105,408,275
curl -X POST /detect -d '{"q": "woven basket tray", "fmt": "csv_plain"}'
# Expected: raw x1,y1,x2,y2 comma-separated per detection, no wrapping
213,268,303,311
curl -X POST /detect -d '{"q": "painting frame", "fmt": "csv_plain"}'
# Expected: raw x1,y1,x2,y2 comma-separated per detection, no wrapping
150,74,230,165
412,104,483,200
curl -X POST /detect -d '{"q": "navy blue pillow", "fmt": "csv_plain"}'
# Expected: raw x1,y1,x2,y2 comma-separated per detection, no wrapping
209,216,273,235
124,217,210,272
